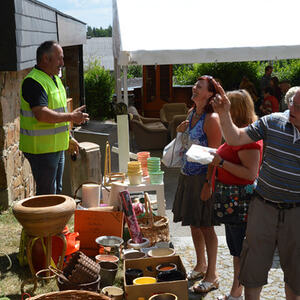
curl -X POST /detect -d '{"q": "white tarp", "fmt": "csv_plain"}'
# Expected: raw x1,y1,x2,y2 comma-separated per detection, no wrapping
113,0,300,66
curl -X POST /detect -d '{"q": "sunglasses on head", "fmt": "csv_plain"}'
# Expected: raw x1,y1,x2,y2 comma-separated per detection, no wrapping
199,75,213,81
288,96,300,111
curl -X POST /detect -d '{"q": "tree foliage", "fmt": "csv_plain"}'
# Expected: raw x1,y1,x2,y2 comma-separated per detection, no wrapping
87,25,112,37
173,59,300,91
84,60,114,120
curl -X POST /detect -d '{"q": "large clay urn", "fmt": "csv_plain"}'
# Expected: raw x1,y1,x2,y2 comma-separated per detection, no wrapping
13,194,76,237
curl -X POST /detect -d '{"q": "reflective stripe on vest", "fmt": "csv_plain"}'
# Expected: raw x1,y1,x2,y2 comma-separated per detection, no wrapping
19,68,69,154
20,125,69,136
20,107,66,118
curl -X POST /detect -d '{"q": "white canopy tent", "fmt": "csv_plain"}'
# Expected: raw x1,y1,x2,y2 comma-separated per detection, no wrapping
113,0,300,67
112,0,300,173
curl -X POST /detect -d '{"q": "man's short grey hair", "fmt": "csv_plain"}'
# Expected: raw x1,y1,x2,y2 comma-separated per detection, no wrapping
284,86,300,105
36,40,58,64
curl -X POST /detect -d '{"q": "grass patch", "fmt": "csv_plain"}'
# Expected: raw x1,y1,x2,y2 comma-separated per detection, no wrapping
0,209,74,299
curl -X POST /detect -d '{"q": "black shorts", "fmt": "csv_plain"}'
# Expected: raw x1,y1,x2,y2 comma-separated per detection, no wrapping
225,222,247,257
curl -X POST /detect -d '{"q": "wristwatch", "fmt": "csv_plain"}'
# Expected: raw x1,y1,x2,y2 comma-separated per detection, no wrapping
219,159,225,168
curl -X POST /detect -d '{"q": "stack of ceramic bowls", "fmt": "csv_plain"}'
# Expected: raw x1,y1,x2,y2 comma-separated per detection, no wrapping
147,157,164,184
137,152,150,176
127,161,143,185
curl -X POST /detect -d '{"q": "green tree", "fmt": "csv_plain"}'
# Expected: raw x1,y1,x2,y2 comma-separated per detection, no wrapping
84,60,115,120
86,25,112,37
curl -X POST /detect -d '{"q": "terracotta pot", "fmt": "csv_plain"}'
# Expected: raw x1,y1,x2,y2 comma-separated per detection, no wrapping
148,293,177,300
13,194,76,237
57,275,101,292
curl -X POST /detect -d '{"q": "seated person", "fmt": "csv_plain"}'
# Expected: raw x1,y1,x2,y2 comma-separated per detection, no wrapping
259,87,279,115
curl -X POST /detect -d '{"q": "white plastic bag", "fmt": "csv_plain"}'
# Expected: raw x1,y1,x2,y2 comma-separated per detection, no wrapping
162,132,183,168
186,144,217,164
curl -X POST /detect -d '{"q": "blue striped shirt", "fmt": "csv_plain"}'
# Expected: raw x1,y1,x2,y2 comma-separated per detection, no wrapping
246,110,300,203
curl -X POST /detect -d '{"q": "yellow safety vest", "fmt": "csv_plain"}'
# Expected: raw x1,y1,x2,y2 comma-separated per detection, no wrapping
19,68,69,154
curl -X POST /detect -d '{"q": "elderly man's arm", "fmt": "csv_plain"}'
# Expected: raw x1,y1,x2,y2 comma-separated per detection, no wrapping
212,79,254,146
218,109,254,145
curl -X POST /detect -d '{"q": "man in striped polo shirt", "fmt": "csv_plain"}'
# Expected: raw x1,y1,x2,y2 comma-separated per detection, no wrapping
212,80,300,300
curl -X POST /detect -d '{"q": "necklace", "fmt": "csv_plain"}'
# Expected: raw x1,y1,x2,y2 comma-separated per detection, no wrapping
194,111,203,118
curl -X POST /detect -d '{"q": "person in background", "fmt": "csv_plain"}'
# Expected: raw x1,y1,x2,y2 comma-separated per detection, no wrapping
212,79,300,300
239,76,258,104
20,40,89,195
270,76,282,102
279,80,291,111
211,90,263,300
259,86,279,115
172,75,222,294
259,65,273,98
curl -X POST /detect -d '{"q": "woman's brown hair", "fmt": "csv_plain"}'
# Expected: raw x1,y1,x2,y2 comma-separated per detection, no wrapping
198,76,217,113
227,89,257,128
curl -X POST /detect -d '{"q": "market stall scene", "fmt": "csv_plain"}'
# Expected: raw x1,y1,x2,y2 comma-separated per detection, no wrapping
1,0,300,299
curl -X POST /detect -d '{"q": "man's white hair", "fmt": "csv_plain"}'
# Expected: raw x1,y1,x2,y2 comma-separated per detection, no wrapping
284,86,300,105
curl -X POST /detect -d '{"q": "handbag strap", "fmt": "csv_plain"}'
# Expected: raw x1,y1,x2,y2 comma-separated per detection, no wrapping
144,192,154,227
171,111,192,165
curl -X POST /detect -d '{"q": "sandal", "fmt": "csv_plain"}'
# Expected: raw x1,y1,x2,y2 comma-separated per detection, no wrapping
217,295,243,300
187,270,205,281
193,279,219,293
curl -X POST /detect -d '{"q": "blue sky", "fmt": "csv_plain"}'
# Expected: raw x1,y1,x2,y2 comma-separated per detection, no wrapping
41,0,112,28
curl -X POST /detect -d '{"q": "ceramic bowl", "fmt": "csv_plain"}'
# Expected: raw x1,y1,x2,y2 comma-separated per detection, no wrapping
123,251,146,260
147,247,175,258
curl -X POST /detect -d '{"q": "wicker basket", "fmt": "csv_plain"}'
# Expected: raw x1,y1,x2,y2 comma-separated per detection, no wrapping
138,193,170,246
30,290,111,299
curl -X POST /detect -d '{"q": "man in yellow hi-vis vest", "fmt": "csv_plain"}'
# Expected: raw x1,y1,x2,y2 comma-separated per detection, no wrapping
20,41,89,195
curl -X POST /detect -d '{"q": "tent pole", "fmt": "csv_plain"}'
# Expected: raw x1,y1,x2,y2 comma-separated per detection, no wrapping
114,58,122,103
123,66,128,106
117,114,130,173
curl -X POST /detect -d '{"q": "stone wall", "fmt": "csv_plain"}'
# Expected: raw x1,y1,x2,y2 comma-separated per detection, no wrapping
0,69,34,209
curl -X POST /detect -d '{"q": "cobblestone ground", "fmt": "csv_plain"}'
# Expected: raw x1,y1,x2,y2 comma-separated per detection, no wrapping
172,237,285,300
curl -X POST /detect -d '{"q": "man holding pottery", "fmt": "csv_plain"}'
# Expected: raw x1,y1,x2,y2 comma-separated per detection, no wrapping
20,40,89,195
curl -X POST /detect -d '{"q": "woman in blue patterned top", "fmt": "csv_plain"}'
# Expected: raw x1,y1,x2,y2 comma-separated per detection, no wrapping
172,76,222,292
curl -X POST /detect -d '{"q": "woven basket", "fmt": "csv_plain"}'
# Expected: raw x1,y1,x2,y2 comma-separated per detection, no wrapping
30,290,111,299
138,193,170,246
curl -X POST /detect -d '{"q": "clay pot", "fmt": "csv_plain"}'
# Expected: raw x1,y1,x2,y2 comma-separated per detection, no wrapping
101,286,124,300
13,194,76,237
95,254,119,264
57,275,101,292
148,293,177,300
156,263,177,273
123,251,146,260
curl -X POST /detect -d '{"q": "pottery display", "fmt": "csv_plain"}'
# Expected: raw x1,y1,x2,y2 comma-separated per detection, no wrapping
99,261,118,288
13,194,76,237
155,262,177,273
133,276,156,285
101,286,124,300
127,238,150,250
95,254,119,264
148,293,178,300
147,248,175,258
125,268,143,285
95,236,124,257
123,251,146,260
